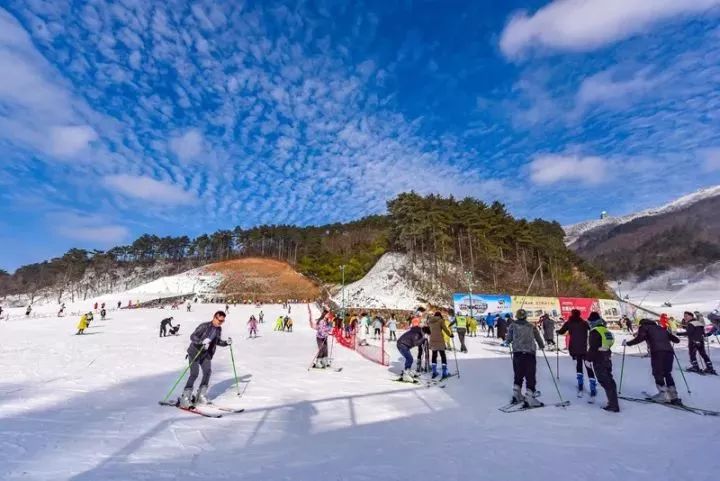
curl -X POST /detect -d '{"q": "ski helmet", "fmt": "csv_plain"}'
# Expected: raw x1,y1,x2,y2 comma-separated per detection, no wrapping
516,309,527,320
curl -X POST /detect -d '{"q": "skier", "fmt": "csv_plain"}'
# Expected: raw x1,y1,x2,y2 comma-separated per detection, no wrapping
100,308,107,320
25,305,32,317
372,316,383,339
428,311,453,379
186,301,192,312
117,301,121,309
485,312,496,338
286,317,293,332
274,315,285,331
659,313,669,330
160,317,175,337
248,315,259,338
557,309,597,400
496,314,508,340
506,309,544,407
58,303,66,317
683,311,716,374
179,311,232,408
76,313,89,335
387,314,398,341
539,314,556,350
259,310,264,323
468,316,478,337
586,315,620,412
624,318,682,404
396,325,431,381
86,311,94,327
624,315,634,334
313,313,332,368
450,313,468,353
94,302,98,311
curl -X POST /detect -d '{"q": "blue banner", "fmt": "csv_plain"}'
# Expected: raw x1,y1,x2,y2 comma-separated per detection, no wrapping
452,293,512,318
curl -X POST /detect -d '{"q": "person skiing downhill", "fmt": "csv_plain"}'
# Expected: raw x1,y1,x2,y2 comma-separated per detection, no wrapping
557,309,597,399
76,313,89,335
313,313,332,368
624,318,682,404
247,315,259,338
179,311,232,408
586,315,620,412
506,309,544,407
428,311,453,379
683,311,716,374
396,325,431,382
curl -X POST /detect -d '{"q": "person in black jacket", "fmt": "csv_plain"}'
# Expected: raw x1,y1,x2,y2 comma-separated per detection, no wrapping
496,314,508,340
624,318,682,404
159,317,175,337
396,326,430,382
587,316,619,412
683,311,716,374
180,311,232,408
557,309,597,398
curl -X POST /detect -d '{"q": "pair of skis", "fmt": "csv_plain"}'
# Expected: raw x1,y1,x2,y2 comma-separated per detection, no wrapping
392,373,458,388
159,400,245,418
498,400,570,413
619,392,720,417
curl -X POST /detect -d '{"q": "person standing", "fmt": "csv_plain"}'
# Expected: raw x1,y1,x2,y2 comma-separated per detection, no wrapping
450,314,468,353
557,309,597,399
496,314,508,341
248,315,259,338
180,311,232,408
372,316,382,339
506,309,544,407
387,314,398,341
683,311,716,374
586,316,620,412
428,312,453,379
485,313,496,338
76,313,89,335
539,314,556,350
624,318,682,404
259,310,264,323
313,313,332,368
25,305,32,317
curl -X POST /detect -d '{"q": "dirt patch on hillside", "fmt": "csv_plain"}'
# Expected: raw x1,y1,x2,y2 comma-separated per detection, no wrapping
206,258,321,302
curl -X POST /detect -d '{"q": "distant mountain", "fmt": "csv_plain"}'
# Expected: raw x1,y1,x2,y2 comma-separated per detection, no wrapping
565,186,720,280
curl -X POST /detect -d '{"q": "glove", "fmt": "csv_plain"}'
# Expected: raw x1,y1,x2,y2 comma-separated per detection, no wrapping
202,338,211,349
226,337,233,346
622,339,627,346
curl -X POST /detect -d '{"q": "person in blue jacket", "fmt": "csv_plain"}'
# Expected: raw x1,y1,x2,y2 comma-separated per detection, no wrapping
485,312,496,338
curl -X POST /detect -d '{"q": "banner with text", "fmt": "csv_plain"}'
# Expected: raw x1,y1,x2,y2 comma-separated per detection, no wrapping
559,297,601,319
453,293,511,318
511,296,561,322
598,299,622,323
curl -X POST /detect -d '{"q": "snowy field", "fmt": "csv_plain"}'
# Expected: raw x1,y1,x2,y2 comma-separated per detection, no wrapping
2,302,720,481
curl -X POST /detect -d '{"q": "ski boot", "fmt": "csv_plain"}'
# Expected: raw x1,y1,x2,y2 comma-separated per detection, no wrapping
602,404,620,413
441,364,450,379
431,363,438,379
667,386,682,406
401,369,415,383
576,373,584,397
179,388,194,409
196,385,210,405
703,366,717,375
511,384,523,404
589,378,597,402
524,391,544,408
686,365,701,374
647,385,667,402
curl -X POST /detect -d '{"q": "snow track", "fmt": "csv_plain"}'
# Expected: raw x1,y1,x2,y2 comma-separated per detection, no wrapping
2,303,720,480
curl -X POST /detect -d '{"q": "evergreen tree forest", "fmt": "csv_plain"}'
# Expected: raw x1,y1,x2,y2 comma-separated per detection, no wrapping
0,193,609,301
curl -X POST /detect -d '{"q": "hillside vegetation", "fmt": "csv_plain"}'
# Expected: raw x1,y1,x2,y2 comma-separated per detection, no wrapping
0,193,609,302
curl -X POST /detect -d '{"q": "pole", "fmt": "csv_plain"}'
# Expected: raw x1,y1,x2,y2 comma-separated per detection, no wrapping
673,350,692,395
229,342,241,396
555,332,560,380
618,344,626,394
519,265,542,310
540,348,566,406
451,336,460,378
161,347,204,403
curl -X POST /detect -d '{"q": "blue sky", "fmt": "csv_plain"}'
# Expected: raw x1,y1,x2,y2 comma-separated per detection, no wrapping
2,0,720,271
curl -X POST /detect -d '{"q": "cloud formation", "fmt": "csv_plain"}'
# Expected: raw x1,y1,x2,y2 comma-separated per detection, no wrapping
103,175,197,206
500,0,720,59
529,154,608,185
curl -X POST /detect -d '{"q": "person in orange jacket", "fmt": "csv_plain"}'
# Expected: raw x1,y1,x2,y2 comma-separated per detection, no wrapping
659,313,669,330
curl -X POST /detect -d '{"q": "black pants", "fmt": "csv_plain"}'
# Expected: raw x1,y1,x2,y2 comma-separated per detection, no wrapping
389,331,397,341
689,341,713,368
317,337,328,358
512,352,537,392
431,350,447,365
650,351,675,387
593,355,619,408
160,324,167,337
457,328,467,352
185,356,212,389
487,326,495,337
574,355,596,379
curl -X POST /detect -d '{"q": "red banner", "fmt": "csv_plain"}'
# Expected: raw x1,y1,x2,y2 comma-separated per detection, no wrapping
558,297,600,319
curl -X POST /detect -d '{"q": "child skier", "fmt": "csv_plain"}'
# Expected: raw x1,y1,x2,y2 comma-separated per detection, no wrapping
683,311,716,374
586,315,620,412
624,318,682,404
76,314,89,335
387,314,398,341
180,311,232,408
313,313,332,368
506,308,544,407
396,325,431,381
248,315,259,338
372,317,383,339
428,312,453,379
557,309,597,399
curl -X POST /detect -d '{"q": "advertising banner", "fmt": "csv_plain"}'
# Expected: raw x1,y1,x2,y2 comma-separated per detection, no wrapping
598,299,622,324
558,297,601,319
453,293,511,318
511,296,561,322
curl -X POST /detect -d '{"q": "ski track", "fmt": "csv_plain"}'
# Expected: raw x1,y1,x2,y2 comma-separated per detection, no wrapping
1,303,720,481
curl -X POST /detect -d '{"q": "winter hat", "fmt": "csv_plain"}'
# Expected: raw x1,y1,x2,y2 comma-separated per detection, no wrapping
684,311,694,317
570,309,582,318
516,309,528,321
587,312,601,322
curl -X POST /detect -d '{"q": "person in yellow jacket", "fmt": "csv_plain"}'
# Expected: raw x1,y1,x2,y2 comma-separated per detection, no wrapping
467,316,478,337
76,314,89,335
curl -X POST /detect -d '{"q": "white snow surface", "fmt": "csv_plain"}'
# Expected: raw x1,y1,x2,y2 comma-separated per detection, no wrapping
564,184,720,245
333,252,424,310
122,266,222,300
3,302,720,480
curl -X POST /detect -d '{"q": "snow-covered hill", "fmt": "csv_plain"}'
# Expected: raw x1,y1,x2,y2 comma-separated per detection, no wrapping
564,185,720,246
2,302,720,480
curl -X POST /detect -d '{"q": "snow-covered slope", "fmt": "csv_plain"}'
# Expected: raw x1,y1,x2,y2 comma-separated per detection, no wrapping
2,302,720,480
564,185,720,246
332,253,425,310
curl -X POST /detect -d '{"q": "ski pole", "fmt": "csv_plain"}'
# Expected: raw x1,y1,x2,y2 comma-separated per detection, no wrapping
161,347,204,403
229,342,241,396
450,336,460,378
618,344,626,395
673,349,692,395
541,348,566,406
556,332,560,380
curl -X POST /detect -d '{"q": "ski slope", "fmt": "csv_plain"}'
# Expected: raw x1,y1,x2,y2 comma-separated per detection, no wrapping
2,303,720,481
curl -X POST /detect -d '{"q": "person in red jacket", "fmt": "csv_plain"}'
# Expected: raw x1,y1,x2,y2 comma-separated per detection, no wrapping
659,313,669,330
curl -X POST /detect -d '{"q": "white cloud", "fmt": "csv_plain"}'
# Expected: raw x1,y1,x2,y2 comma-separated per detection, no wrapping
574,67,656,116
700,148,720,171
48,125,98,157
49,211,129,244
529,154,608,185
169,129,204,161
103,175,197,205
500,0,720,59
